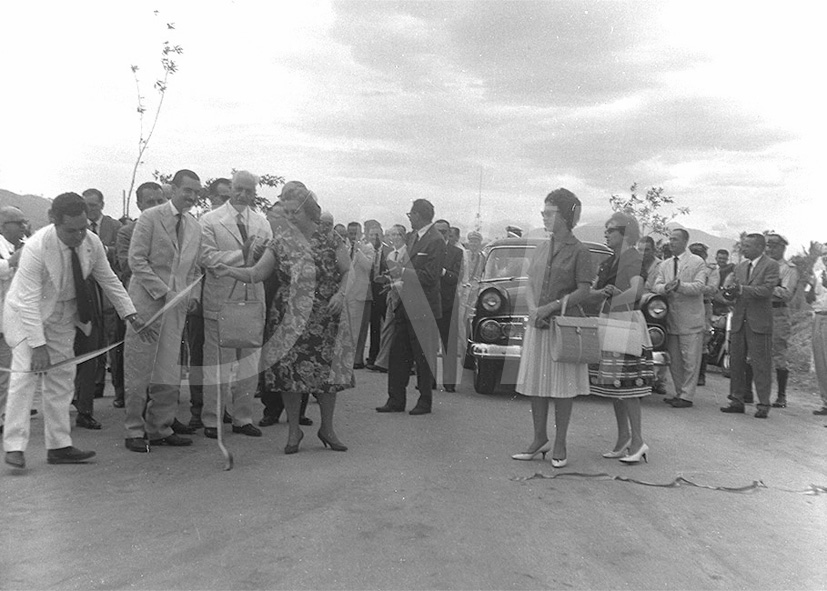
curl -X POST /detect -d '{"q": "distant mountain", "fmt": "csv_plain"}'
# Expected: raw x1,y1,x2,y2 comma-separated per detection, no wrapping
0,189,51,230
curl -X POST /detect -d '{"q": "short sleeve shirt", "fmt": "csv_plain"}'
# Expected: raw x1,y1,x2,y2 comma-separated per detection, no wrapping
528,235,594,311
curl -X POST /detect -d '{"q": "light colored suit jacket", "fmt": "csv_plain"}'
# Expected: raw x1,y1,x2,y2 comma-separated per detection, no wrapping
653,250,707,334
199,202,272,321
0,234,16,336
3,225,136,348
345,240,375,303
731,255,779,334
128,200,202,312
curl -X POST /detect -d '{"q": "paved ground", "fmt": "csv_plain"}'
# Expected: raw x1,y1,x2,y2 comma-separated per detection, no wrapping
2,366,826,590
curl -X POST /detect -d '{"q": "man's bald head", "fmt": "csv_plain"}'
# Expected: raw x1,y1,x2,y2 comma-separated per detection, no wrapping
0,206,28,245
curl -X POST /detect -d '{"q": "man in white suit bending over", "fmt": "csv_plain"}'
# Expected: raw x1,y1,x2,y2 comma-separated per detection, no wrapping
199,170,272,439
123,169,203,453
3,193,151,469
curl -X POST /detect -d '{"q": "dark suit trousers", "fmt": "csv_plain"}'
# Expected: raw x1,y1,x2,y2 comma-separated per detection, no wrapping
436,304,459,388
387,316,438,409
730,320,772,408
368,287,387,364
184,311,205,419
73,322,105,415
103,309,125,400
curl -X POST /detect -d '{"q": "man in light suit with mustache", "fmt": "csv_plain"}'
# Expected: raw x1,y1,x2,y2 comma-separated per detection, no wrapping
123,169,203,452
3,194,150,469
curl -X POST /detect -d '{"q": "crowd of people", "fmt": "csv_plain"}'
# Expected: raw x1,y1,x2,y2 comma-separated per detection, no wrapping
0,177,823,471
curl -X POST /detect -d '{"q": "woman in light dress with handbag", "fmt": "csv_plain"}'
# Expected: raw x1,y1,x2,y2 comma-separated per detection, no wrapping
513,189,594,468
587,212,653,464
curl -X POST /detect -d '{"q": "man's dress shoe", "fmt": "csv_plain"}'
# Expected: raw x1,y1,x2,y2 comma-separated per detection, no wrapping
299,416,314,426
720,404,745,414
124,438,149,453
204,428,218,439
259,415,280,427
47,446,96,464
232,423,262,437
223,410,233,424
376,404,404,413
353,362,366,370
5,451,25,468
112,399,125,408
754,408,769,419
409,406,431,416
668,398,693,408
150,434,193,446
171,419,196,435
443,385,456,393
76,413,102,430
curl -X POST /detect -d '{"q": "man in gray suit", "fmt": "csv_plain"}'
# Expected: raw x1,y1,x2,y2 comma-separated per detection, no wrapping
721,233,780,418
653,229,708,408
199,170,272,439
123,169,203,452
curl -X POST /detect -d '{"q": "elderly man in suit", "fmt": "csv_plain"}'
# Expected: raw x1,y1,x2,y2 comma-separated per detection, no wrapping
345,221,375,369
3,193,150,469
0,206,27,433
721,233,780,418
199,170,271,439
123,169,203,453
376,199,444,415
434,219,463,392
371,224,408,372
653,228,708,408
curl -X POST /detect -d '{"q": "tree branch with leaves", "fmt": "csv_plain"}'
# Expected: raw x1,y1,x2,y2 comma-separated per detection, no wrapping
609,183,690,237
124,13,183,217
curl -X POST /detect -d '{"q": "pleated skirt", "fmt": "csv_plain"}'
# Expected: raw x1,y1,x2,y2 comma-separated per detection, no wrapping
516,324,590,398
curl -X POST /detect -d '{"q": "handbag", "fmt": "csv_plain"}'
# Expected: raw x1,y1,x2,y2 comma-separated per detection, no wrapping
218,280,266,348
550,295,601,364
598,311,644,356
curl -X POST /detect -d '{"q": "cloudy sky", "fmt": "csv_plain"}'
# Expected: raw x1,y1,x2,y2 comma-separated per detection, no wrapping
1,1,824,248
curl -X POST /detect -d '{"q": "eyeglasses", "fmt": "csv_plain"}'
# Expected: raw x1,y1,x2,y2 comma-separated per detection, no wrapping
605,227,624,235
3,220,27,226
540,208,559,218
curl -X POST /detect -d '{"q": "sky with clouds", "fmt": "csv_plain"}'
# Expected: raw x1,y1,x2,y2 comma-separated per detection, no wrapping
1,0,824,249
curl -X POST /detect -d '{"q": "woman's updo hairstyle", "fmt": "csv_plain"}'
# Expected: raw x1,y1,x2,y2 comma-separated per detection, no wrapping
544,188,582,230
606,211,641,245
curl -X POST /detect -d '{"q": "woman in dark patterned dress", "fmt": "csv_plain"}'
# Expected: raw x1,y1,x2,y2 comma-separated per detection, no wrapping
587,212,653,464
215,185,354,454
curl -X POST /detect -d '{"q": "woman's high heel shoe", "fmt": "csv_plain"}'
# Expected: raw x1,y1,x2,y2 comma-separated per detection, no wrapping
619,443,648,464
550,457,568,468
511,441,552,461
284,431,304,455
602,438,632,459
318,431,347,452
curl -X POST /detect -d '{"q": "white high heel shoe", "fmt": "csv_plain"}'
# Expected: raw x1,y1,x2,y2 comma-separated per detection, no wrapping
511,441,552,461
602,438,632,459
619,443,649,464
550,457,568,468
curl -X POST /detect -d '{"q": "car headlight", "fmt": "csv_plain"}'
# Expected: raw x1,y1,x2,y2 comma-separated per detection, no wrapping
646,297,667,320
478,319,502,342
648,326,665,349
480,290,503,313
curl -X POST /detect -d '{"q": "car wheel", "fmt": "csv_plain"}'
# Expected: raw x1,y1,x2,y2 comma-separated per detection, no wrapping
721,353,731,379
473,359,502,395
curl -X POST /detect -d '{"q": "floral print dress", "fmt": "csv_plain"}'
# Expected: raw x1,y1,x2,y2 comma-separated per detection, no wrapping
262,227,355,394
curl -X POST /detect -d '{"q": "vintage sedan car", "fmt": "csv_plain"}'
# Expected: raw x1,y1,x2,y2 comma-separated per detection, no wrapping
466,237,670,395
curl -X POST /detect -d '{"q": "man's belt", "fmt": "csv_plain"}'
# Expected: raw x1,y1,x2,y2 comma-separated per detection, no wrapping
772,301,787,308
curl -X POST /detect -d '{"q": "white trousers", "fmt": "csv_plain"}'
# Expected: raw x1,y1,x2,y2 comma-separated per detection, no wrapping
0,335,11,426
3,301,78,452
201,318,259,428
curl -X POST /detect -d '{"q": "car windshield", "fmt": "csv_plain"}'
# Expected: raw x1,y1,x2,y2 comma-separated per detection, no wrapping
484,246,533,280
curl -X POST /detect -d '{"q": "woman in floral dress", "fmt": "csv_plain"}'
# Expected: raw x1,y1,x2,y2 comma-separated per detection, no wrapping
216,184,353,454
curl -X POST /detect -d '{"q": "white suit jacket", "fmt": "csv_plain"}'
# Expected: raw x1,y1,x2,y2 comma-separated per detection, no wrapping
128,200,202,312
3,225,136,348
652,250,708,334
199,202,272,321
0,234,16,336
345,240,375,303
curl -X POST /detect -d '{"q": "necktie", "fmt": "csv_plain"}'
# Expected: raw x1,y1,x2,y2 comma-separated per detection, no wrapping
236,212,248,242
90,220,98,234
372,247,381,277
71,247,94,324
746,261,752,283
673,256,679,279
175,213,183,244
